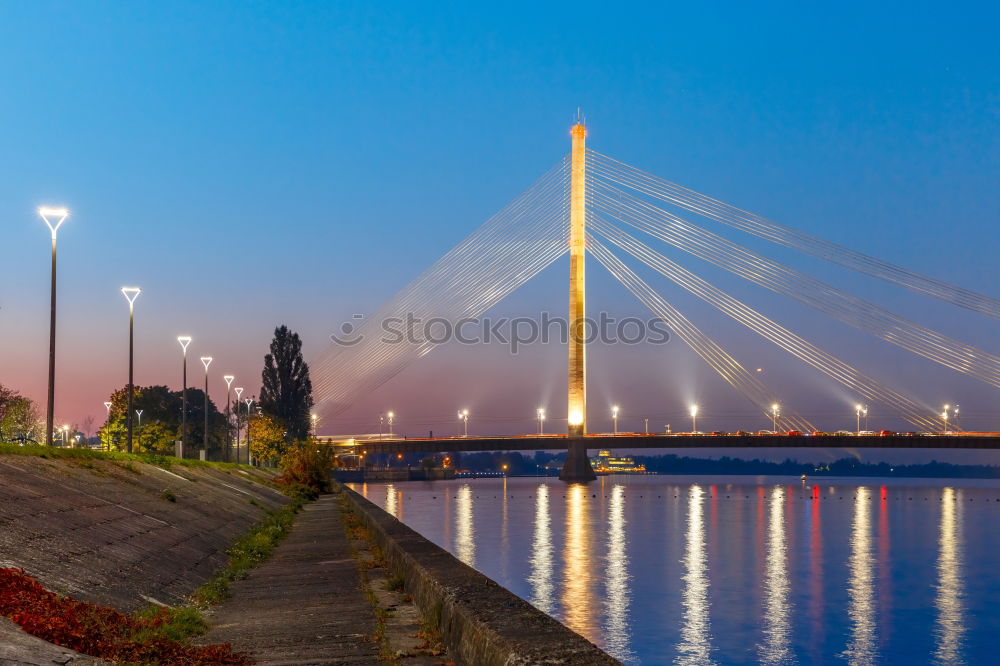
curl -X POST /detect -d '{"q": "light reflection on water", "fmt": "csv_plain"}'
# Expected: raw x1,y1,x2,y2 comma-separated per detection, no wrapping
843,486,877,666
676,485,713,665
934,487,964,665
350,476,997,665
758,486,792,665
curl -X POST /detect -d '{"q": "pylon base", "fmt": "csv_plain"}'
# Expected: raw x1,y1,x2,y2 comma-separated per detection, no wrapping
560,439,596,482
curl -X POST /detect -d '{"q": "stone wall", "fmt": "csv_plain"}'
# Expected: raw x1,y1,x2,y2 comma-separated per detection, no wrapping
340,485,621,666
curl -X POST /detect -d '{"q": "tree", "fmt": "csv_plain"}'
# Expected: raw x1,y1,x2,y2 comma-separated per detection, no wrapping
100,385,227,457
0,384,41,444
259,326,314,441
248,413,287,465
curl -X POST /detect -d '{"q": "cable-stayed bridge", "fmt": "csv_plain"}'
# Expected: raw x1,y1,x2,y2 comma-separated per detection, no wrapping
311,119,1000,480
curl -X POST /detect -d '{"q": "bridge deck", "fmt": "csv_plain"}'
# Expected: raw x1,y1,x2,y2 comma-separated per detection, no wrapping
348,434,1000,455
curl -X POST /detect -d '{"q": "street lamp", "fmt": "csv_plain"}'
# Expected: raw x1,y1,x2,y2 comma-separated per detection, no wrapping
136,409,143,447
458,409,469,437
771,403,780,433
311,412,318,436
612,405,620,434
103,401,112,451
387,411,394,437
178,336,192,455
121,287,141,453
235,387,244,462
942,404,950,433
244,397,254,465
954,405,960,431
537,407,546,435
200,356,212,455
39,206,69,446
690,404,699,433
61,424,69,447
224,375,235,461
855,404,863,436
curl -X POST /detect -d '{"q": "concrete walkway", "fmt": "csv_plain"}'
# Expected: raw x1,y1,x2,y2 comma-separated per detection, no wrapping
199,495,381,665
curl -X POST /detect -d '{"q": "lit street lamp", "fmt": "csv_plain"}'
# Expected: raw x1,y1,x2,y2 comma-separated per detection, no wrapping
39,207,69,446
612,405,620,434
954,405,960,431
311,412,318,435
200,356,212,455
178,336,192,454
458,409,469,437
103,401,112,451
387,411,394,437
537,407,546,435
224,375,235,461
690,404,699,433
121,287,141,453
942,404,950,433
855,404,863,436
136,409,143,447
235,387,244,462
244,397,254,465
771,403,780,433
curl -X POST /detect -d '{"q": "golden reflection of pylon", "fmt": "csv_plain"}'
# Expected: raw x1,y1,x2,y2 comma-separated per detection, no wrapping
562,484,595,639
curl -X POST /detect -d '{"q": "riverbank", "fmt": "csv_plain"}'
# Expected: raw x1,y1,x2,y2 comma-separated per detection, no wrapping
0,451,288,662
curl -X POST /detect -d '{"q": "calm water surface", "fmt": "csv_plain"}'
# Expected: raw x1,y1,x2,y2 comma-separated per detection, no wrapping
349,476,1000,665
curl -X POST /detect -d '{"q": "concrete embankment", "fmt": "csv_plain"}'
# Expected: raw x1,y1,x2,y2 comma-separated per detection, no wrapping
341,485,622,666
0,453,287,662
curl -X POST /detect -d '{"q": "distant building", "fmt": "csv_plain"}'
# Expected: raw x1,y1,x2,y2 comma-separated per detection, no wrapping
590,450,648,474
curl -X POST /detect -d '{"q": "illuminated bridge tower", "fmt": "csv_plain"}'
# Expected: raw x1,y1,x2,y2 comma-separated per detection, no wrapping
561,117,597,482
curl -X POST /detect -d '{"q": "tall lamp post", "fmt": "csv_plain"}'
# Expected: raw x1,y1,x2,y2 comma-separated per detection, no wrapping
103,401,112,451
855,404,863,435
235,387,244,463
121,287,141,453
178,336,192,454
458,409,469,437
39,207,69,446
387,411,394,437
537,408,545,435
136,409,143,448
200,357,212,456
771,403,780,433
224,375,235,461
690,404,699,433
612,405,620,434
244,397,254,465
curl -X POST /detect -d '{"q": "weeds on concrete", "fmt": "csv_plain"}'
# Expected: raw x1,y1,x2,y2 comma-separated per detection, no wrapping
160,488,177,503
192,494,306,607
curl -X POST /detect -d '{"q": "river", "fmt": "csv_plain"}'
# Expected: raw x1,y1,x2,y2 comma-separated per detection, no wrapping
349,475,1000,665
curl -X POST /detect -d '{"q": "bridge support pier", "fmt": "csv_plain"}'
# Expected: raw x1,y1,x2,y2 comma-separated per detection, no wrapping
560,439,596,482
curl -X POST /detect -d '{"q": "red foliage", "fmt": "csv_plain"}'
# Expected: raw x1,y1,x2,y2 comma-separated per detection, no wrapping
0,567,249,665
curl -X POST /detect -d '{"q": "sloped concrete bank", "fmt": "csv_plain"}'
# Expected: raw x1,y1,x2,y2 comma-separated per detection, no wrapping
0,454,287,662
340,485,622,666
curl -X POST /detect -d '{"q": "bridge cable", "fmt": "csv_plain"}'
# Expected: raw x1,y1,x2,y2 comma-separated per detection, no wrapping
586,149,1000,319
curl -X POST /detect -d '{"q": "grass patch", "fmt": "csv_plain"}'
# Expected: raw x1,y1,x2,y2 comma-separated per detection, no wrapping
386,572,405,592
160,488,177,503
0,442,255,473
192,495,306,606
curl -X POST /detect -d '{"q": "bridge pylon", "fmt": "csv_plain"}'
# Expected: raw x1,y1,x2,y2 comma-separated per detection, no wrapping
561,115,596,482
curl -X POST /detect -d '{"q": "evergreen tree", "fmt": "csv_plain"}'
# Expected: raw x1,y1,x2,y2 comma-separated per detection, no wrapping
260,325,314,440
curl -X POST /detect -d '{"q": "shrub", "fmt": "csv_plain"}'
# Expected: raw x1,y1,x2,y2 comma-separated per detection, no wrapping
275,439,333,495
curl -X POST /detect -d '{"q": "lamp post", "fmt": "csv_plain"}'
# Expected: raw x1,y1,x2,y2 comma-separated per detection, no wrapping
690,404,699,433
235,387,244,463
224,375,235,461
244,397,254,465
103,401,112,451
121,287,141,453
61,425,69,447
954,405,960,431
942,404,950,434
387,411,394,437
200,357,212,456
612,405,619,434
458,409,469,437
178,336,192,454
855,404,863,435
537,408,545,435
311,412,318,436
39,207,69,446
136,410,143,447
379,413,384,439
771,403,780,433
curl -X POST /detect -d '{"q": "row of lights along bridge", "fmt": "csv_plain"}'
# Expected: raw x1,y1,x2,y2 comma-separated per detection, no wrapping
37,206,256,461
367,401,962,438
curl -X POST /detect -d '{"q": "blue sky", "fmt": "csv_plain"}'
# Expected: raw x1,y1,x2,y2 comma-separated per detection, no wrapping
1,1,998,453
